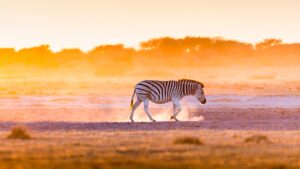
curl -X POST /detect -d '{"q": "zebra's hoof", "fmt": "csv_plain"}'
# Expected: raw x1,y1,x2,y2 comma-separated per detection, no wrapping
151,119,156,122
130,119,134,123
171,116,179,121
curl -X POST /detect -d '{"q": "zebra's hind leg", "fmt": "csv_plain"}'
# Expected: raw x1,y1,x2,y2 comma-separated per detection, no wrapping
143,99,156,122
130,99,141,122
171,98,181,121
171,103,179,121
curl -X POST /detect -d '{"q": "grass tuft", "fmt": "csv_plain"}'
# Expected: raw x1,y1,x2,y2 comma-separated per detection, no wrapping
174,137,203,145
7,126,31,140
244,134,271,144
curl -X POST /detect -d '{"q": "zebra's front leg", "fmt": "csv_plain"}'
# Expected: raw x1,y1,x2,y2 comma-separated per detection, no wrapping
171,98,181,121
143,99,156,122
130,99,141,122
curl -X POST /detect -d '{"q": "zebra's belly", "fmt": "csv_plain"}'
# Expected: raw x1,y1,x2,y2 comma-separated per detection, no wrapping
137,94,171,104
149,98,171,104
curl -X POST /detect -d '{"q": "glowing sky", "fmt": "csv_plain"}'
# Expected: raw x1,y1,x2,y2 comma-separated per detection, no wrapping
0,0,299,51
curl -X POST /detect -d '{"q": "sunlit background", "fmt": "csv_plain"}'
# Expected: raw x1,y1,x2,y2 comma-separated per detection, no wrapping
2,2,300,169
1,0,300,122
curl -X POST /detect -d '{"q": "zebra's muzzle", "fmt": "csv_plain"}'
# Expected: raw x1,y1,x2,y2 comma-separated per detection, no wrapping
201,99,206,104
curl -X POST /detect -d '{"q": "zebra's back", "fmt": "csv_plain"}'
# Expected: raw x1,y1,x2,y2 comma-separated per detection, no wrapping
135,80,178,104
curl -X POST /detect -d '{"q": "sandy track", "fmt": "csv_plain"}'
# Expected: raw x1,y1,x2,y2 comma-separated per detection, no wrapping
1,118,300,131
2,107,300,131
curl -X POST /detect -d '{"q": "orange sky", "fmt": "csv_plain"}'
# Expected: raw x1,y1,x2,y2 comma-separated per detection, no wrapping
0,0,299,51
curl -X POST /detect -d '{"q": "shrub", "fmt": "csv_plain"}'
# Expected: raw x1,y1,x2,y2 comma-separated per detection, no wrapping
244,134,271,144
174,137,203,145
7,126,31,140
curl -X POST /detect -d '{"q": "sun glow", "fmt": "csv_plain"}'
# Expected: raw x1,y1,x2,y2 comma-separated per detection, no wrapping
0,0,300,51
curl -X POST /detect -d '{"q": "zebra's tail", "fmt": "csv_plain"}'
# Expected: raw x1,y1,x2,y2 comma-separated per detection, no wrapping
130,89,136,109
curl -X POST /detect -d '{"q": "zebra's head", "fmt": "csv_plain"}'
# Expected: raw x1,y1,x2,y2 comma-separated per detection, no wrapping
195,82,206,104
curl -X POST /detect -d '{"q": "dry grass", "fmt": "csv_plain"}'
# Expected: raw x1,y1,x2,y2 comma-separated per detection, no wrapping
0,130,299,169
6,126,31,140
174,136,203,145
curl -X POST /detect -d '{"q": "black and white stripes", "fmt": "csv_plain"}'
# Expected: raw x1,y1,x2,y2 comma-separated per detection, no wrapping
130,79,206,122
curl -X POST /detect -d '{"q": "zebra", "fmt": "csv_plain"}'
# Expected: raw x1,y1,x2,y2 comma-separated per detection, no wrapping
129,79,206,122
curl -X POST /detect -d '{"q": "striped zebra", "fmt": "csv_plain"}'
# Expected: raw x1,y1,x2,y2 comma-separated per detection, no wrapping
130,79,206,122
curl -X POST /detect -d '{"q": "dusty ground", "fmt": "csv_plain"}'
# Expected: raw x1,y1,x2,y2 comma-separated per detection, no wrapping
1,108,300,169
1,68,300,169
1,107,300,130
1,128,300,169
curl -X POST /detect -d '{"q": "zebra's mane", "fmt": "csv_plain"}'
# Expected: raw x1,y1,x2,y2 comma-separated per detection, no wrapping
178,79,204,88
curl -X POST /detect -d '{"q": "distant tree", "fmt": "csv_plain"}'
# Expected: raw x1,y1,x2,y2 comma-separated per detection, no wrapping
0,48,16,66
140,37,183,55
55,48,85,68
2,36,300,73
255,39,282,50
17,45,56,67
56,48,84,58
88,44,135,76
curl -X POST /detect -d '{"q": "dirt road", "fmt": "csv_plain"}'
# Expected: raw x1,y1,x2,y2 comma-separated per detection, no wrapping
1,108,300,131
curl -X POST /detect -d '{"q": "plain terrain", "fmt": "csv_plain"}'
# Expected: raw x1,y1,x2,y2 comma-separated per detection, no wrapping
1,67,300,169
1,127,300,169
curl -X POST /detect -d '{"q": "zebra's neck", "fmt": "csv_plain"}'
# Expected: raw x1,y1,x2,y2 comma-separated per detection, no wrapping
178,80,197,97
